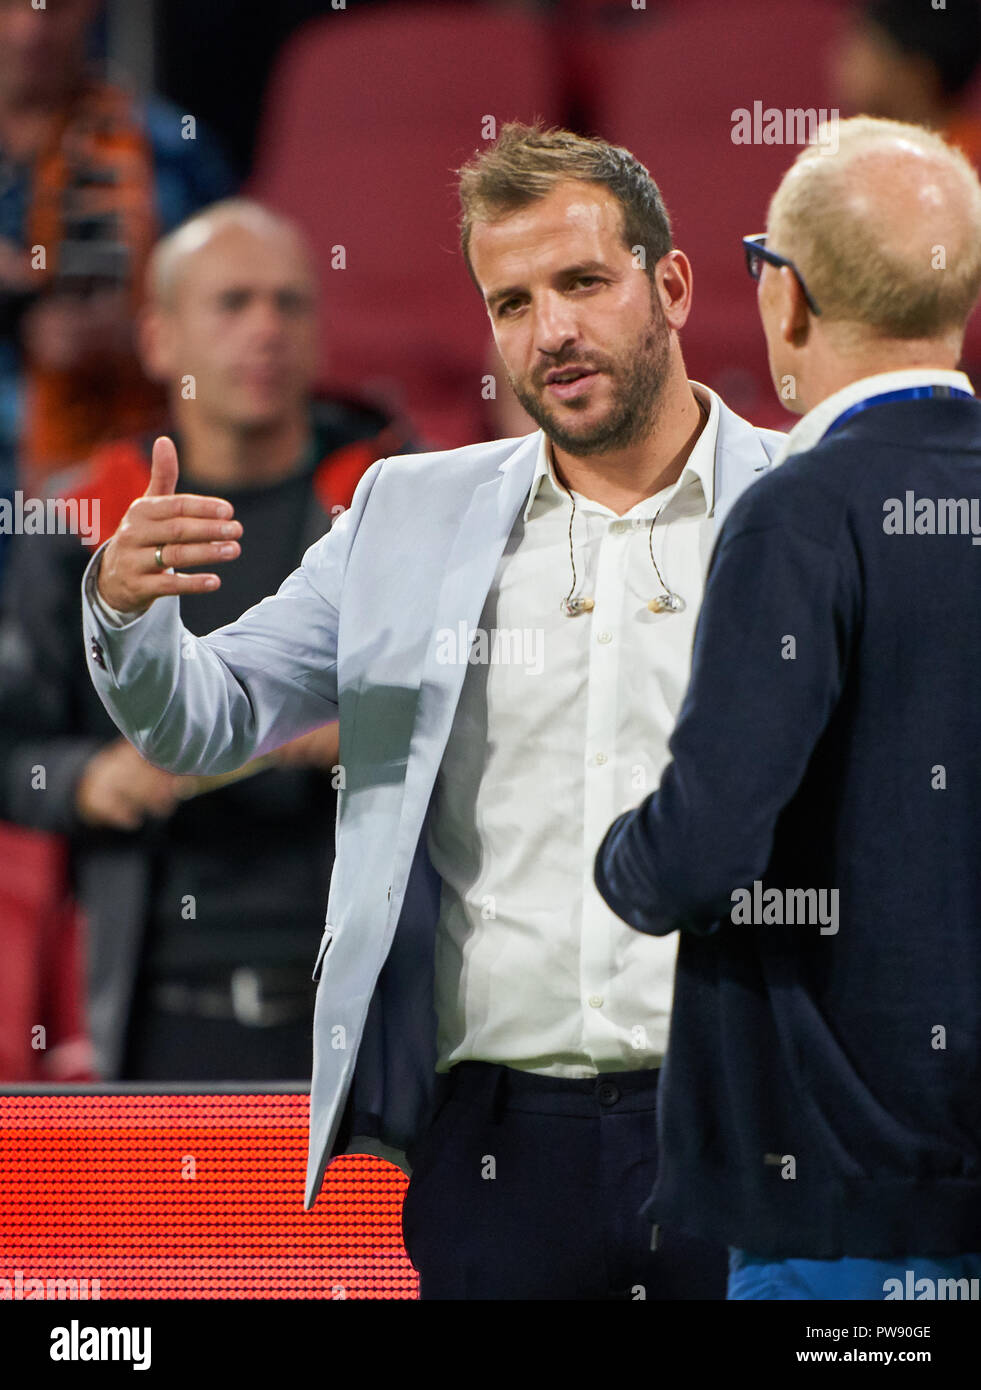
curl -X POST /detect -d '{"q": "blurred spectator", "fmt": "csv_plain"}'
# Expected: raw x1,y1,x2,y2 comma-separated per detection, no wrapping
0,0,236,589
832,0,981,382
0,198,412,1083
832,0,981,160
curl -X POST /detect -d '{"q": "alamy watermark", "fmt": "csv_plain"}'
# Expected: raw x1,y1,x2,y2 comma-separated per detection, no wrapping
731,103,840,153
731,881,839,935
0,492,99,545
1,1268,101,1299
435,622,545,675
882,491,981,544
50,1320,150,1370
883,1271,980,1300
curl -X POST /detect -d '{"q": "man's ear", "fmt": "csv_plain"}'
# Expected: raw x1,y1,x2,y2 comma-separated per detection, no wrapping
779,265,811,347
656,249,694,333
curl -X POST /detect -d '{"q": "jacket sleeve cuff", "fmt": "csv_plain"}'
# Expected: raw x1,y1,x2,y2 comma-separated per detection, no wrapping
83,543,154,629
594,809,723,938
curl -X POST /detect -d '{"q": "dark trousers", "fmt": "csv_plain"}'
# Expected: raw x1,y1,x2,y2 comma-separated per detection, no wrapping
401,1061,727,1300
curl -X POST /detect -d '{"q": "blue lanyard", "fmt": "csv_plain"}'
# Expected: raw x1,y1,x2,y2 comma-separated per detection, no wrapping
825,384,974,436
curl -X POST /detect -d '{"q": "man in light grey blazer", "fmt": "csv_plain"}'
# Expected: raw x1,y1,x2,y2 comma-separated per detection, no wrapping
81,121,783,1299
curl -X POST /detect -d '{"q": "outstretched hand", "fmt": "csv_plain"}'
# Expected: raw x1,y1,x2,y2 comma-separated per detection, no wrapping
96,436,243,614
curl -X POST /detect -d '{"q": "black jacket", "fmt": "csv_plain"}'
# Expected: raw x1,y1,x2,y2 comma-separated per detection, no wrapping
596,395,981,1258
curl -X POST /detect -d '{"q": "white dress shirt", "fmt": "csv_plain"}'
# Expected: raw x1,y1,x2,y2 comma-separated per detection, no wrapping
427,384,722,1076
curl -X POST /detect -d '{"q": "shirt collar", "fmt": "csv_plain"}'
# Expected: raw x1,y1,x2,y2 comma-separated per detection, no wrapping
773,368,976,466
522,381,721,522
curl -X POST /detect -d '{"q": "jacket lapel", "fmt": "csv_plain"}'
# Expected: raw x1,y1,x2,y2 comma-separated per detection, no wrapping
712,397,779,534
386,432,541,910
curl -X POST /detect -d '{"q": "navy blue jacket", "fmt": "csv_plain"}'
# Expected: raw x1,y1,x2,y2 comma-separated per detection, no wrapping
595,395,981,1258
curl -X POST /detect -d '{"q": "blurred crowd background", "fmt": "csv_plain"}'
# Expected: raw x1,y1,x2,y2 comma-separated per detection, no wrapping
1,0,979,1086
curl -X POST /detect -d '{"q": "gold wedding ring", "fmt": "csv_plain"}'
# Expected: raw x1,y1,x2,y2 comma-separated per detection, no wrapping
154,544,166,570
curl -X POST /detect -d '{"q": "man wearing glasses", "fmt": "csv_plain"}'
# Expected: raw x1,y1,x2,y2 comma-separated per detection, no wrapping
597,115,981,1299
742,233,823,317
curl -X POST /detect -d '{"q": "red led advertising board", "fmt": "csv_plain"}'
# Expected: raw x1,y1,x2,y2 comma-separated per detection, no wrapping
0,1088,417,1300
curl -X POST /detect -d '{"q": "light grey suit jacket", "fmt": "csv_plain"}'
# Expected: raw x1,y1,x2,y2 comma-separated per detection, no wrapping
80,399,784,1208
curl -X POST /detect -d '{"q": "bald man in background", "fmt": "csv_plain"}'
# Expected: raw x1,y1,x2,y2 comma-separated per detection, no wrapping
0,198,410,1082
596,117,981,1299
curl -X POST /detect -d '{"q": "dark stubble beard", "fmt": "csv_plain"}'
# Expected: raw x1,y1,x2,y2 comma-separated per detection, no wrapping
507,290,673,457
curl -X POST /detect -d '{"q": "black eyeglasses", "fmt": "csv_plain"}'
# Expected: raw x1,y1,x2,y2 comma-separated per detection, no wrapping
742,233,821,316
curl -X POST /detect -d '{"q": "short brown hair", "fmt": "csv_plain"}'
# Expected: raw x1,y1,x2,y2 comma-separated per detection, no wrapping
456,120,673,289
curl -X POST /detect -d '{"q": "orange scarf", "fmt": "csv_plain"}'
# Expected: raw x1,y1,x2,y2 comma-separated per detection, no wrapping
23,80,164,484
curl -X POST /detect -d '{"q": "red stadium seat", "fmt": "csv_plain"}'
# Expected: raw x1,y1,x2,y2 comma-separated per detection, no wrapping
249,3,563,449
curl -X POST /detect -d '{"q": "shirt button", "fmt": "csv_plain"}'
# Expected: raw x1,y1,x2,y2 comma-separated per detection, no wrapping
592,753,608,767
610,520,628,535
588,995,604,1008
597,630,612,644
596,1081,620,1106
